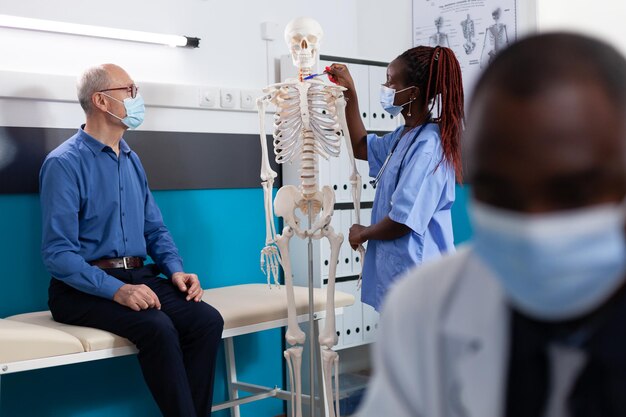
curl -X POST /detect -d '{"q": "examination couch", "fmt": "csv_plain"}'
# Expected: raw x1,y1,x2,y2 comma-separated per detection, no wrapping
0,283,354,416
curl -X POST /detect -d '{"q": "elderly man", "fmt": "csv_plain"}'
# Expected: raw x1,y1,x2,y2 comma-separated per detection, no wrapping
357,33,626,417
40,64,224,417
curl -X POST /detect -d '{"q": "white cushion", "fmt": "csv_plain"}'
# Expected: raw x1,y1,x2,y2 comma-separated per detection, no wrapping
202,284,355,330
0,318,84,363
4,284,355,354
6,311,132,352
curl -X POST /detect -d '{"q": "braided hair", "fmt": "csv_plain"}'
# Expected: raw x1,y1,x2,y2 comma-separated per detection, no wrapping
398,46,465,182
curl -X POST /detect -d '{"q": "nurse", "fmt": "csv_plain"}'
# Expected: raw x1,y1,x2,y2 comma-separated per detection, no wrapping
327,46,464,310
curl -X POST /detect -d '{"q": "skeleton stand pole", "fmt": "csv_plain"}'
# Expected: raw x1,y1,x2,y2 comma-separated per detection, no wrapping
307,200,316,417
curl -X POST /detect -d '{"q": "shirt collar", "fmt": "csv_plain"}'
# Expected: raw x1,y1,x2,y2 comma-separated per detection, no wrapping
78,125,131,155
119,139,131,154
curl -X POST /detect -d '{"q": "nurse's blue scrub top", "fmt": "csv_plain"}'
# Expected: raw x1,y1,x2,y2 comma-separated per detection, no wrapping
362,123,456,311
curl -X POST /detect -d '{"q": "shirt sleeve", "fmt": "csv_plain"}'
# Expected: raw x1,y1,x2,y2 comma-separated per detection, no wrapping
367,131,395,179
143,188,184,278
40,157,125,299
389,135,450,235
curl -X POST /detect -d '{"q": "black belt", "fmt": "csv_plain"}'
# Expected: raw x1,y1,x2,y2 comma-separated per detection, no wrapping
90,256,144,270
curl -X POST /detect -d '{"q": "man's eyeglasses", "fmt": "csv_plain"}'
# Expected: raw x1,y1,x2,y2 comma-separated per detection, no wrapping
98,84,139,99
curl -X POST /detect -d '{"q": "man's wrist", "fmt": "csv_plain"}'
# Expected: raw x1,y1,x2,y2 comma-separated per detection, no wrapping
103,279,126,300
162,261,184,278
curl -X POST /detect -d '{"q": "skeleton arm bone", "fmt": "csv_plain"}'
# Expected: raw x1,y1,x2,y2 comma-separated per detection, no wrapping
334,91,366,281
257,94,282,286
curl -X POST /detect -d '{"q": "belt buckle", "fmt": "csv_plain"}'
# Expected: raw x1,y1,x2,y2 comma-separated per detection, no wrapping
123,257,130,269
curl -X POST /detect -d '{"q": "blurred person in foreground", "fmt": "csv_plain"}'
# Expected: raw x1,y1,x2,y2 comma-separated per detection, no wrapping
357,32,626,417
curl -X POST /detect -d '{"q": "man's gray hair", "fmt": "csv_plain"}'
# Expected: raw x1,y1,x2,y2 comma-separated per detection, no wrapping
77,65,110,115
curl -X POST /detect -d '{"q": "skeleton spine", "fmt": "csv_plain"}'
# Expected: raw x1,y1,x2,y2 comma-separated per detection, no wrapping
300,129,318,200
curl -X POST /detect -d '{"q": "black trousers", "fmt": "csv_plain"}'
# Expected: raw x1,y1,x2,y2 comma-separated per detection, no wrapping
49,265,224,417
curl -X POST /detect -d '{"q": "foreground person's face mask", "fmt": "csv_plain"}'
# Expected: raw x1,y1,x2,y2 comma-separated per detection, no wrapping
470,199,626,321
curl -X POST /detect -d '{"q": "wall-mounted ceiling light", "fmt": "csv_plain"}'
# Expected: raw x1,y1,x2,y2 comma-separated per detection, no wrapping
0,14,200,48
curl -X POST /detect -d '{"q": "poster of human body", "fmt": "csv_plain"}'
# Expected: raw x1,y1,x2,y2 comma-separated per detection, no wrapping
413,0,518,97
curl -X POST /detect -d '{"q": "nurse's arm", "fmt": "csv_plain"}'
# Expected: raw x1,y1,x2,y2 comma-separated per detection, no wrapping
349,216,410,249
327,63,368,160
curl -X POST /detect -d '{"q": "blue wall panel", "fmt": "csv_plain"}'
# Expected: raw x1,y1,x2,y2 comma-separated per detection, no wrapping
0,189,284,417
451,184,473,245
0,185,472,417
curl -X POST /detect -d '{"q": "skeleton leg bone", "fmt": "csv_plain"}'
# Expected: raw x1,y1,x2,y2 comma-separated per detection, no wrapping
276,226,306,417
275,227,306,346
318,223,343,417
318,224,342,348
285,349,296,417
285,346,304,417
321,348,340,417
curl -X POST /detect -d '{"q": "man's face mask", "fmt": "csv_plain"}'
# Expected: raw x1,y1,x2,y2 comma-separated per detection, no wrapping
102,93,145,129
470,200,626,321
379,85,414,117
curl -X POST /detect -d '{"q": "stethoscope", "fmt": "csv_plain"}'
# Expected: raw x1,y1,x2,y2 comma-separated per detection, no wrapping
369,120,432,189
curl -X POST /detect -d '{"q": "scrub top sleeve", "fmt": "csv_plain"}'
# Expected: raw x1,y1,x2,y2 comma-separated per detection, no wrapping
389,142,449,235
367,131,394,178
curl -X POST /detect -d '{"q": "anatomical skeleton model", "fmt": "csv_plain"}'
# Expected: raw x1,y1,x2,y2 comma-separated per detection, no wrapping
256,17,364,417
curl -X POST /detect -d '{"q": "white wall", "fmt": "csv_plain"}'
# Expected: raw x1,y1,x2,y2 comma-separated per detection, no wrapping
0,0,545,134
0,0,369,133
537,0,626,56
356,0,413,62
0,0,361,86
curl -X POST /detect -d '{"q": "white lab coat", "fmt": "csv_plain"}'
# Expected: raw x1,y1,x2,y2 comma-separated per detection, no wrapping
357,245,510,417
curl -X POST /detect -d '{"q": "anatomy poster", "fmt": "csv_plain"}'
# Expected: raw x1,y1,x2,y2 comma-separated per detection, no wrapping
413,0,518,96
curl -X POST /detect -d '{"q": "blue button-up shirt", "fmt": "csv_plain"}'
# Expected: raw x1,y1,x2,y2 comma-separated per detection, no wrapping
40,127,184,299
361,123,456,311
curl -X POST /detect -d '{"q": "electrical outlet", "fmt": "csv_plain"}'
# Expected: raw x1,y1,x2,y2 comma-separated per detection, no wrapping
220,88,238,109
261,22,279,41
240,89,260,110
198,87,218,108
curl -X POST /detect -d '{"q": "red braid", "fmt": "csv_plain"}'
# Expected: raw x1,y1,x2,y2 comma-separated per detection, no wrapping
399,46,465,183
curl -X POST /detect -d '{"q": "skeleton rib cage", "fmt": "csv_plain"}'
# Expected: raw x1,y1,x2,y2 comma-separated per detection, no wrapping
271,81,345,200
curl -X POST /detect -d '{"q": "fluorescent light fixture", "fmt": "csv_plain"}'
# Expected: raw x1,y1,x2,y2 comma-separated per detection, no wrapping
0,14,200,48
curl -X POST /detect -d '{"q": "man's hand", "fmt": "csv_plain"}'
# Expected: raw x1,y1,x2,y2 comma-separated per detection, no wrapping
113,284,161,311
349,224,369,250
172,272,204,302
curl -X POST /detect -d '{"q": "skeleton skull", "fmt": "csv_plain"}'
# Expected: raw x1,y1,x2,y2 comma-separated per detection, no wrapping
284,17,323,69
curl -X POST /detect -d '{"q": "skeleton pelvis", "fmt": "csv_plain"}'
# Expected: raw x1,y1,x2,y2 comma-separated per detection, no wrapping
274,185,335,236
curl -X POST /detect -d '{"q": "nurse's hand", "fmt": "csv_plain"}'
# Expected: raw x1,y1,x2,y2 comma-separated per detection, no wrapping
349,224,369,250
327,63,356,93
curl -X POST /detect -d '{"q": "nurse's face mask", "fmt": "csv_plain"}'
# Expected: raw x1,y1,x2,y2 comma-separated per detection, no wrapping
379,85,414,117
470,199,626,321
